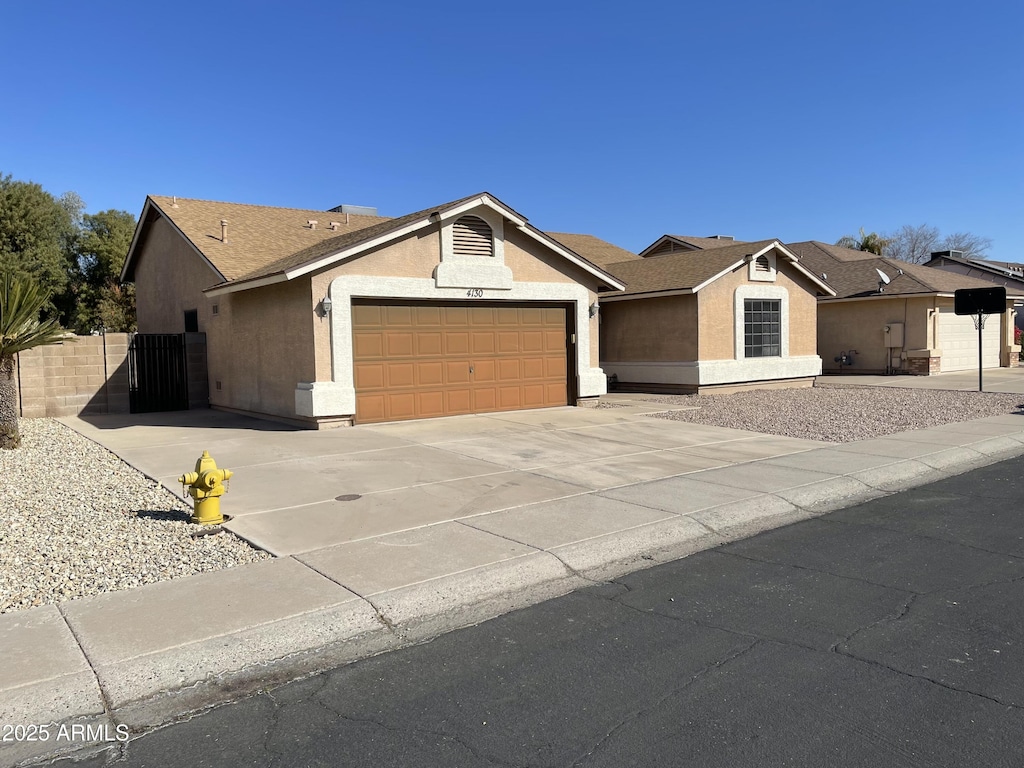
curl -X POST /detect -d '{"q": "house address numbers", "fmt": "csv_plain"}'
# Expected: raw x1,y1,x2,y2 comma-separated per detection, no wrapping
466,289,484,298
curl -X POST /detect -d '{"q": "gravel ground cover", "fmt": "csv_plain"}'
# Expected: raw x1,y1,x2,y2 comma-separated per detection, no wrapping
638,385,1024,442
0,418,271,614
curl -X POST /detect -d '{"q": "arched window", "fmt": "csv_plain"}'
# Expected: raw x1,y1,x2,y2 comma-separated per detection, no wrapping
452,215,494,257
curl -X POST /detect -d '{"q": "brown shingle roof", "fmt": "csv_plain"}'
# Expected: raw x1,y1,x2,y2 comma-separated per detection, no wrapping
147,196,391,282
545,232,641,268
787,241,1010,298
603,240,779,296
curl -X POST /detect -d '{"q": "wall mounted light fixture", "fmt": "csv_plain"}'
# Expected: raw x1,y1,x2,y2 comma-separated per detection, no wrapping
589,302,600,318
321,296,333,315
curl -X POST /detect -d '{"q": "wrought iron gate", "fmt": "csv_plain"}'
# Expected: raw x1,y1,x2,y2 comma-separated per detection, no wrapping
128,334,189,413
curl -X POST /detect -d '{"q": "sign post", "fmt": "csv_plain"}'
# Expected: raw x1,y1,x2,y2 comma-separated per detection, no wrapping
954,287,1006,393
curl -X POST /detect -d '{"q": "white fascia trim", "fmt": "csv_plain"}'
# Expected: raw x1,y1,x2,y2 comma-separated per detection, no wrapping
125,198,227,286
819,293,934,304
204,272,287,297
296,276,607,418
599,288,694,303
517,226,627,290
691,260,747,293
437,195,526,227
601,357,822,387
751,241,836,296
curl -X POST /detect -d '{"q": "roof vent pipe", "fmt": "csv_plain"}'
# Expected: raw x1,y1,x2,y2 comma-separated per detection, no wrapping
307,220,318,230
220,220,228,242
329,221,341,231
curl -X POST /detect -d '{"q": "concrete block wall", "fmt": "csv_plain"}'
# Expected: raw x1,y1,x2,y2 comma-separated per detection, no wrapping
16,334,131,417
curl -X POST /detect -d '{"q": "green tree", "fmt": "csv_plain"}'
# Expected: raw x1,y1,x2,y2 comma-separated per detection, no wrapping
73,209,137,332
0,175,78,323
836,228,889,255
0,273,69,449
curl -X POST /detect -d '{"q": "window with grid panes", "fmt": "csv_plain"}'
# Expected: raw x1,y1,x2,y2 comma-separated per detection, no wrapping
744,299,781,357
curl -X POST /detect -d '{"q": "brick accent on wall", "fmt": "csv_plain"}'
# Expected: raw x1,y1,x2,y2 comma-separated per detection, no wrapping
15,334,131,417
905,355,941,375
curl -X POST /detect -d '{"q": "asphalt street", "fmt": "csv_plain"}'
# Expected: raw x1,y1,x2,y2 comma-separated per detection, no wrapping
34,454,1024,768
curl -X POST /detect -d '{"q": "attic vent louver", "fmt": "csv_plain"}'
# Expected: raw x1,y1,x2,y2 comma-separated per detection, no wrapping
754,255,771,272
452,215,493,257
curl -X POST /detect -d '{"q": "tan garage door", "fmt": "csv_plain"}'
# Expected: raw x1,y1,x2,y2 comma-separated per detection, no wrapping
352,301,570,424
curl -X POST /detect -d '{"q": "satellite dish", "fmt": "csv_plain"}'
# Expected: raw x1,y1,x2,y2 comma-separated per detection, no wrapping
875,268,891,285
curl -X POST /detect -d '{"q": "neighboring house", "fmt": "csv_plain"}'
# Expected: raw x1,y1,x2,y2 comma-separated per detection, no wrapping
597,240,836,393
787,242,1021,374
121,193,624,426
639,234,744,258
924,250,1024,331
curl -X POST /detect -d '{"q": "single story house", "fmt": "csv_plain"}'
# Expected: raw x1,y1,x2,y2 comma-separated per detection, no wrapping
924,250,1024,332
121,193,624,426
787,241,1021,374
596,239,836,393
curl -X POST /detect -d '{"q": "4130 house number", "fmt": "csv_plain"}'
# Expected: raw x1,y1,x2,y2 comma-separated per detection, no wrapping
466,289,484,298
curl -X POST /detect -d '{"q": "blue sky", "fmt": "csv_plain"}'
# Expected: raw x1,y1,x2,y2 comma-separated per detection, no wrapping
3,1,1021,259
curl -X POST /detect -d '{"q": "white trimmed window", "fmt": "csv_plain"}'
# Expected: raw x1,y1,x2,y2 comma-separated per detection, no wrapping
734,285,790,359
452,215,494,258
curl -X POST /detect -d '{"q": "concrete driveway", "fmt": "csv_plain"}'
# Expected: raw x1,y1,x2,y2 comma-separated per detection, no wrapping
66,404,821,556
819,365,1024,393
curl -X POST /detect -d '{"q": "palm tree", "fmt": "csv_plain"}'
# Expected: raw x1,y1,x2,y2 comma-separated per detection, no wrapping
1,272,69,449
836,228,889,255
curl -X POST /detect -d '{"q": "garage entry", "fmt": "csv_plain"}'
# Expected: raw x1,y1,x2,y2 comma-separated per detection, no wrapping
938,307,1001,372
352,300,571,424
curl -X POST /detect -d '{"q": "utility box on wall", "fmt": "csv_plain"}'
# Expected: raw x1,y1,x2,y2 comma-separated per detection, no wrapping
883,323,904,348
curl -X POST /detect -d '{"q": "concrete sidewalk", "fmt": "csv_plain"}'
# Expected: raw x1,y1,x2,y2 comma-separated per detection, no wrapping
4,404,1024,766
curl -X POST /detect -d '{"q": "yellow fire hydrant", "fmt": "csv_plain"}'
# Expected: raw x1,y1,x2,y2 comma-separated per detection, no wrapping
179,451,233,525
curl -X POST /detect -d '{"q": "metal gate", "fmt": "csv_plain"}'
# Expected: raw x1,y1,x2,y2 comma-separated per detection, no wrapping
128,334,189,413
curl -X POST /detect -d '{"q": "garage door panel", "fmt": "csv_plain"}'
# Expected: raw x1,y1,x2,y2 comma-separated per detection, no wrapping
387,363,415,388
386,333,414,357
357,394,386,423
499,387,522,408
414,306,442,326
417,391,446,418
385,305,412,325
352,304,382,326
416,332,443,356
544,330,565,351
471,332,496,354
546,356,568,378
445,332,470,355
417,362,444,386
472,360,496,382
522,358,546,379
388,393,417,420
354,363,385,389
446,361,471,383
497,332,520,353
497,359,521,381
445,390,472,414
353,332,384,359
354,302,569,423
473,388,497,411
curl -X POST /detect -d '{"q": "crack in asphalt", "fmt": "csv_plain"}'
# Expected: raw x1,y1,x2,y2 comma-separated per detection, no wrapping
566,638,762,768
713,548,925,595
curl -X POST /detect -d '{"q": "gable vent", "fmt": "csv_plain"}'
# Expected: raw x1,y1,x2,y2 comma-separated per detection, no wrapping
452,215,493,257
754,255,771,272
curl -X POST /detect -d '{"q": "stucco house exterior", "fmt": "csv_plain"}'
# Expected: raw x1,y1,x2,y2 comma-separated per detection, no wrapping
788,241,1021,374
121,193,624,426
596,240,836,392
